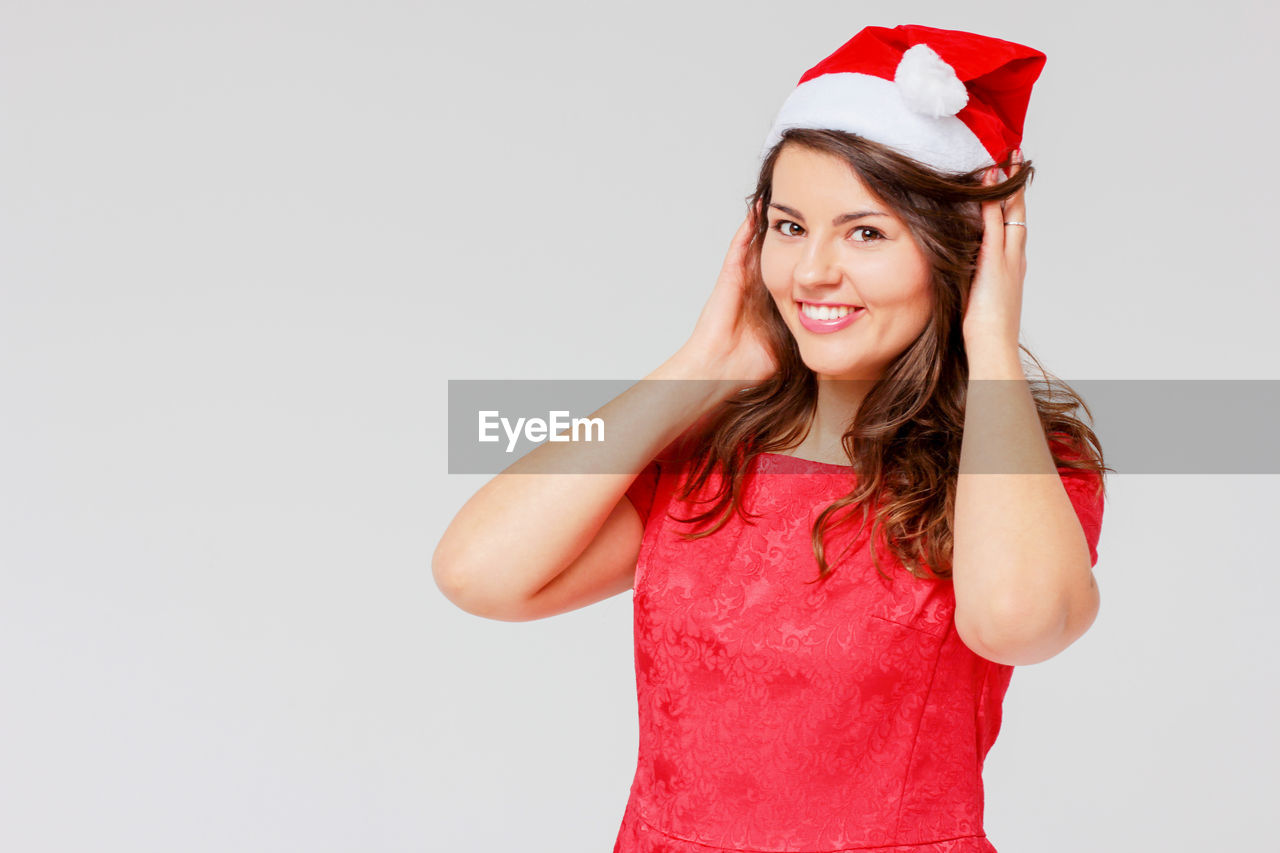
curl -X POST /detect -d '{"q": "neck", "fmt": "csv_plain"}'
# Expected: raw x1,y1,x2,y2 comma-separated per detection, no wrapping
788,376,876,463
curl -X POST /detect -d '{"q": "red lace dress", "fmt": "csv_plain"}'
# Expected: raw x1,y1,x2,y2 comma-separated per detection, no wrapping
614,449,1104,853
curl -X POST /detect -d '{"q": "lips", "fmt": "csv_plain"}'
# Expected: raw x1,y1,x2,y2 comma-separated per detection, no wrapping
795,300,865,334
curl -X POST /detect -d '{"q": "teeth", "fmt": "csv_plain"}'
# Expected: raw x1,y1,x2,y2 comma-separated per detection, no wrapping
801,302,860,320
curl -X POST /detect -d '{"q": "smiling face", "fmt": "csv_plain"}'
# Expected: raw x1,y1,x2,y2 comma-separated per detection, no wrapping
761,144,935,382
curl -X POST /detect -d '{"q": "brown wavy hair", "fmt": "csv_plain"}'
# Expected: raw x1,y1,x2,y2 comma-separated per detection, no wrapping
661,128,1112,584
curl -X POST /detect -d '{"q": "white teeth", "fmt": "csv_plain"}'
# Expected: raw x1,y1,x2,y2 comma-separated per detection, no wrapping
800,302,860,320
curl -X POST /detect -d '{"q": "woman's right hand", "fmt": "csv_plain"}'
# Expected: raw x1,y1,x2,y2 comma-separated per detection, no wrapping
678,200,779,386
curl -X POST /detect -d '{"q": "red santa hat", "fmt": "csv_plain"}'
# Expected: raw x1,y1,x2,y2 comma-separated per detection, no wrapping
760,24,1047,179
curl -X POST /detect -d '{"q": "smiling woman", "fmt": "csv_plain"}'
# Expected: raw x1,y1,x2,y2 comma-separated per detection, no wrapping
680,123,1112,587
761,144,935,382
434,22,1113,853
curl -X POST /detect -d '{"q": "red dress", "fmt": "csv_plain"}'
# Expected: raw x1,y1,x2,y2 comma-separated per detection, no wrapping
614,449,1105,853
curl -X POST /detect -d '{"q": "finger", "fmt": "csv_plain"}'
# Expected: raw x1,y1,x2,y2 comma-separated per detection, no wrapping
1003,151,1027,262
981,166,1004,259
1004,149,1027,221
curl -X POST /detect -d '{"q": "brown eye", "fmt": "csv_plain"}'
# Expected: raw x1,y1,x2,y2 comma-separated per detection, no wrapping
851,226,885,242
771,220,803,237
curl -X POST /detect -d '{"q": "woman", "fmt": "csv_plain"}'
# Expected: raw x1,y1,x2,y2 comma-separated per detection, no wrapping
435,24,1108,853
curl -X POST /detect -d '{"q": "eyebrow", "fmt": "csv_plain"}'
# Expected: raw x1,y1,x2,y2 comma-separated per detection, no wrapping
768,203,891,226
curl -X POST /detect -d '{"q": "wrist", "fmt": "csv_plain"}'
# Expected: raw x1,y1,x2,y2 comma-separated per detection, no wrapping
650,347,758,412
964,337,1024,379
659,344,743,384
652,346,712,381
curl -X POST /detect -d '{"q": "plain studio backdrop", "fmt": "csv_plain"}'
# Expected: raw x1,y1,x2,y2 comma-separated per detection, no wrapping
2,1,1276,850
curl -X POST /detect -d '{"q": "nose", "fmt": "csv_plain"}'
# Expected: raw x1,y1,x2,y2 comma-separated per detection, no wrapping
793,236,842,289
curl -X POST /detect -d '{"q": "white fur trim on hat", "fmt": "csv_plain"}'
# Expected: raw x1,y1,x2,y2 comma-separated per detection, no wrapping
759,72,993,175
893,43,968,118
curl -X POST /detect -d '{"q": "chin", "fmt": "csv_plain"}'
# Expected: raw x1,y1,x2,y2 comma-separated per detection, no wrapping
795,348,881,380
795,340,853,367
799,359,867,380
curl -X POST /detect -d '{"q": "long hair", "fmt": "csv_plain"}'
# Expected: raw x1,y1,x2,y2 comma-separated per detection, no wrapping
663,128,1111,583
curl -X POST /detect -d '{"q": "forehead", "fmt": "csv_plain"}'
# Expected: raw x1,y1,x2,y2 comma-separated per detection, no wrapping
771,145,881,209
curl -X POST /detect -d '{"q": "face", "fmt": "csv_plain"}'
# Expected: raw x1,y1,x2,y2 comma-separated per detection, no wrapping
761,144,934,382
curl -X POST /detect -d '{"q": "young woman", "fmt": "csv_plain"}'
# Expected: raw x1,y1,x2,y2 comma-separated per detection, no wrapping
435,24,1108,853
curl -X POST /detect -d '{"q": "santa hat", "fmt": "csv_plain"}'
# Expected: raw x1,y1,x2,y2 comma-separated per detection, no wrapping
760,24,1046,178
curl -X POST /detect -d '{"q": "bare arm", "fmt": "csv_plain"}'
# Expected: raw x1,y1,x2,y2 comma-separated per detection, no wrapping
433,202,774,621
952,343,1099,665
432,350,735,620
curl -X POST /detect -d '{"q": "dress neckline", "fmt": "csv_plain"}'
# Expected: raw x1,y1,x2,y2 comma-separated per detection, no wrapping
757,451,855,471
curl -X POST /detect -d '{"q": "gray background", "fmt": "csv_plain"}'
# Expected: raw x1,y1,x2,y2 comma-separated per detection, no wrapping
2,1,1276,850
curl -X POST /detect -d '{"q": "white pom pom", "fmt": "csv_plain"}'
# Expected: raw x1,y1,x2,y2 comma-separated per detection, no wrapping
894,43,969,118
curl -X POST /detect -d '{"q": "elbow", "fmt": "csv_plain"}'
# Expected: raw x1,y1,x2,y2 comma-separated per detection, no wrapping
431,535,466,601
432,546,537,623
432,543,489,617
432,546,473,611
956,619,1054,667
955,551,1101,665
955,589,1078,666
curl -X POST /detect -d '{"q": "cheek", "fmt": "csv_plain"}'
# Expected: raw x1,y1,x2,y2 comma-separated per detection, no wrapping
889,278,932,322
868,255,933,308
901,280,936,333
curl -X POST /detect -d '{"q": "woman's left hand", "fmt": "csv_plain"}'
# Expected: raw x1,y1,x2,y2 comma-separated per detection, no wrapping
961,149,1027,353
